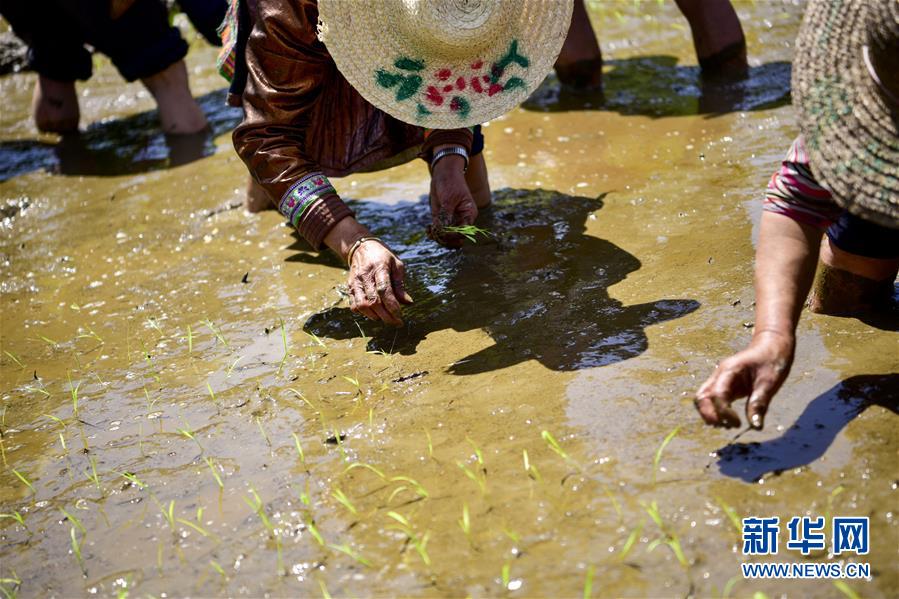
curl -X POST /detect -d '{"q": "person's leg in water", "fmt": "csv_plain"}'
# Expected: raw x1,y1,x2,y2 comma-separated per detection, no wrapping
554,0,603,91
674,0,747,79
32,76,81,133
807,214,899,315
94,0,208,134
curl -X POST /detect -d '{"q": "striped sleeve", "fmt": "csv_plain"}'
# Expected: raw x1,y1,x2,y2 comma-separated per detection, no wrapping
763,136,843,228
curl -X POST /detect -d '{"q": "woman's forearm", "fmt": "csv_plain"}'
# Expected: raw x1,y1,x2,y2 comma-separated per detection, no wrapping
753,211,824,338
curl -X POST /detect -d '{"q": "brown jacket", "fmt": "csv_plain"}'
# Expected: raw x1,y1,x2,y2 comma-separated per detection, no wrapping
232,0,472,248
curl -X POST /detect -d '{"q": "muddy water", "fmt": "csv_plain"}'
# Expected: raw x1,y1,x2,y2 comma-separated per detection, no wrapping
1,2,897,597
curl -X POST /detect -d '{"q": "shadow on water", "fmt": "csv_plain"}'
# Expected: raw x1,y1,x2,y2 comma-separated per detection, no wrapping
0,88,241,181
302,188,699,373
715,374,899,483
523,56,791,117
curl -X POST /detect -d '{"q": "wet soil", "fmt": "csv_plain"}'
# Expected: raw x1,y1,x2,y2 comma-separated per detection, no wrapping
1,3,897,598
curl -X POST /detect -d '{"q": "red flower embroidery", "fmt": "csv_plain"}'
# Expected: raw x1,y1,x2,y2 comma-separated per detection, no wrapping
456,77,466,90
425,85,444,105
470,77,483,93
436,68,452,81
471,60,483,69
488,83,503,96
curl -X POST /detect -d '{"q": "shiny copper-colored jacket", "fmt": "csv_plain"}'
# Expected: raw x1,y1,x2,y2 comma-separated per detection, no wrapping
232,0,441,247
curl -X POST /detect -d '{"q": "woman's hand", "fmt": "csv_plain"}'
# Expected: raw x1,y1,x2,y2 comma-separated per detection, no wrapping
324,216,412,326
694,330,795,430
347,239,412,325
428,152,478,248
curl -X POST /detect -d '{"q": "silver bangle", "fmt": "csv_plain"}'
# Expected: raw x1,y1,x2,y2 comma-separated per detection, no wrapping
345,236,383,267
430,146,469,173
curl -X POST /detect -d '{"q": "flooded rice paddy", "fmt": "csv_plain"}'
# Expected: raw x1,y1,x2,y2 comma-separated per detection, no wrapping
1,2,897,597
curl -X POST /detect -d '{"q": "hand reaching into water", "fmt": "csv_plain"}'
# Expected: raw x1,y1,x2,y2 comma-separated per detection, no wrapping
428,153,478,248
347,239,412,326
695,331,796,430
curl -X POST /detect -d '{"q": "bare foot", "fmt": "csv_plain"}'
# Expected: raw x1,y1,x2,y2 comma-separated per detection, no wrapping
141,60,208,134
245,176,275,213
32,76,80,133
554,0,603,91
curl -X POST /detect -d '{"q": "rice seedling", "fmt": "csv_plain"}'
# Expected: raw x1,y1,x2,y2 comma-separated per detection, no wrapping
717,576,739,599
34,333,58,348
331,488,358,516
244,488,283,574
85,456,101,490
619,521,644,560
423,428,433,459
541,429,575,465
0,511,27,531
204,457,224,489
344,462,385,480
583,564,596,598
76,327,104,343
118,471,147,490
176,422,203,451
466,437,484,466
522,449,542,482
713,496,741,534
386,512,431,566
0,571,21,599
60,507,86,534
142,386,158,411
140,340,160,382
304,515,325,546
277,318,288,375
226,356,242,377
501,561,511,588
389,475,429,499
11,468,35,494
158,499,177,532
441,225,492,243
457,502,471,537
203,319,230,349
186,324,194,353
652,426,680,485
291,432,307,470
457,460,486,495
67,371,81,418
318,579,332,599
70,525,86,576
3,351,24,369
329,543,372,567
833,581,861,599
176,515,211,537
642,500,689,569
206,381,217,406
255,417,271,447
305,331,327,348
210,560,228,581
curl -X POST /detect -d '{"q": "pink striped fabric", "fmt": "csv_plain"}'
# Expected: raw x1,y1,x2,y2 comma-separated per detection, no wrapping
764,136,842,228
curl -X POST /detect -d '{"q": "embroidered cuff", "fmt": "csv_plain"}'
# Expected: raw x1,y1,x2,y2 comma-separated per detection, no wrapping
298,194,355,250
279,173,338,228
419,128,474,163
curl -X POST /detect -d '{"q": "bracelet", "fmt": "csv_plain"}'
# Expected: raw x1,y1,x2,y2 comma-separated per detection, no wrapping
430,146,469,173
345,236,384,267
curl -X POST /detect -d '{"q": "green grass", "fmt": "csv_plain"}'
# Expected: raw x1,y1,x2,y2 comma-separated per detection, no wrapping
652,426,680,485
11,469,35,494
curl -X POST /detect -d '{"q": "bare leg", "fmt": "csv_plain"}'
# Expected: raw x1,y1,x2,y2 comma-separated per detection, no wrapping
807,237,899,315
466,153,491,209
32,76,80,133
141,60,208,135
554,0,603,91
674,0,747,78
245,176,275,212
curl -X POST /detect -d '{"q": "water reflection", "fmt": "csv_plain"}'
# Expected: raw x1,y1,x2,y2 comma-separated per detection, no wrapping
524,56,791,117
0,88,241,181
715,374,899,482
303,188,699,373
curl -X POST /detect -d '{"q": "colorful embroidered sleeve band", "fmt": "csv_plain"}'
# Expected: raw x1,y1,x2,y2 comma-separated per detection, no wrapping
763,136,843,228
279,173,337,227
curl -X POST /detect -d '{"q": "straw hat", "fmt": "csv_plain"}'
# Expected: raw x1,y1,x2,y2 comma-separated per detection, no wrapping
792,0,899,228
317,0,573,129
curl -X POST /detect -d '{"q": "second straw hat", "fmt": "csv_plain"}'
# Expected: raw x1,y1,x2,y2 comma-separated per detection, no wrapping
317,0,574,129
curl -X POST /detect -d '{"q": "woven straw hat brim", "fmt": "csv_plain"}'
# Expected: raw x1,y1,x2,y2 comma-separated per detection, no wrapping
793,0,899,228
318,0,573,129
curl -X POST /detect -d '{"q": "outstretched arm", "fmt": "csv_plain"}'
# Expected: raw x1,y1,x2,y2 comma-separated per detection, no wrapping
696,211,822,429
